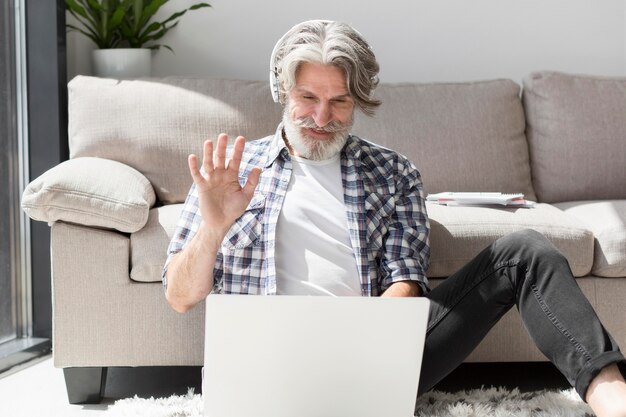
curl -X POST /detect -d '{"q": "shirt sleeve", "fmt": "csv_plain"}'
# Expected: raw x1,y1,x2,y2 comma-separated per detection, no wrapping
379,157,431,294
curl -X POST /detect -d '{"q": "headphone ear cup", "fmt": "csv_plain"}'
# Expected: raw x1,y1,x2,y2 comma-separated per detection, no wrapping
270,69,280,103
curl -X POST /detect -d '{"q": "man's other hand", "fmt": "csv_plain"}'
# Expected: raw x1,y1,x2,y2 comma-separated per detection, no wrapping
381,281,422,297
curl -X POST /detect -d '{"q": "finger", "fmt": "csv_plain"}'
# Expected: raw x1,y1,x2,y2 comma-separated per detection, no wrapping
187,154,204,184
242,167,262,200
227,136,246,173
213,133,228,169
202,139,214,173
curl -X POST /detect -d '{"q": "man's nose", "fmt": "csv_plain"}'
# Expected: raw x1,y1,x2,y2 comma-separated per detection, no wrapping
312,102,332,127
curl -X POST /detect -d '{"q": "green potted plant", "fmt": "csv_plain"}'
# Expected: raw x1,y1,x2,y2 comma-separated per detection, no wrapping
65,0,210,78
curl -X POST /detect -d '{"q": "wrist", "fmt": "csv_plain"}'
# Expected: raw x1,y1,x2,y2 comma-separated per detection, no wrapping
196,220,228,249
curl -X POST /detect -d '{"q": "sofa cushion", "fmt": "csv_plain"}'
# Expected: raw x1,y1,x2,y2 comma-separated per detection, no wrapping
426,203,594,278
68,76,283,204
131,203,597,283
523,71,626,203
130,204,183,283
21,157,155,233
353,79,536,201
555,200,626,278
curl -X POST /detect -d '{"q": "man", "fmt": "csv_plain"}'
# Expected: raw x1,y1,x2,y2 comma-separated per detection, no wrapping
163,20,626,417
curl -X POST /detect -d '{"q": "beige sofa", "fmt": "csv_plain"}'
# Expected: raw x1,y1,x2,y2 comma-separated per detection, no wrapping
22,72,626,403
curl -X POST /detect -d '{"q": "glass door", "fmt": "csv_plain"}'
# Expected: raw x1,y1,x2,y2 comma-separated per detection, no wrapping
0,0,19,346
0,0,43,372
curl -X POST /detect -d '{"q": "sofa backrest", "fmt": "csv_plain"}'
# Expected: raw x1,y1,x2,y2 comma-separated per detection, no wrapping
523,71,626,203
353,79,535,200
68,76,283,203
68,76,536,203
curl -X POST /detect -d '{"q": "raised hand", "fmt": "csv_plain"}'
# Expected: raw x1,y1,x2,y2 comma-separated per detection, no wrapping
187,133,262,239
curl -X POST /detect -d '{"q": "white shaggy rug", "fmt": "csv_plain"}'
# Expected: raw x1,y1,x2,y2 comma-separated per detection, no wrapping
105,387,594,417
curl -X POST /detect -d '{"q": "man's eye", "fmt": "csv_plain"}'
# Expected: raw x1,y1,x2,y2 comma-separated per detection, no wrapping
302,96,315,100
333,99,352,107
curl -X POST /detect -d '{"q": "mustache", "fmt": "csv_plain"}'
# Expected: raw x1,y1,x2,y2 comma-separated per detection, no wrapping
292,117,350,133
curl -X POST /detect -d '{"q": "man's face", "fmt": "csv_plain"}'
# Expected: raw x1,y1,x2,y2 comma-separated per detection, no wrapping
282,62,355,160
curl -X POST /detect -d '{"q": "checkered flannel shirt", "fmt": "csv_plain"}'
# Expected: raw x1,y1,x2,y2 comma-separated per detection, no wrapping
163,125,431,296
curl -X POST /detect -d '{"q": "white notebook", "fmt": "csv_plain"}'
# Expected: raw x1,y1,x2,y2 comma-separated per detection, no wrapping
426,192,534,207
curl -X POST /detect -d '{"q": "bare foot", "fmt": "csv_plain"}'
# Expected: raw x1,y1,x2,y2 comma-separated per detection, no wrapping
586,363,626,417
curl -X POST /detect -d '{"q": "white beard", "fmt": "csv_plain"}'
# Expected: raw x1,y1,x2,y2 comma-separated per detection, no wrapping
282,106,353,161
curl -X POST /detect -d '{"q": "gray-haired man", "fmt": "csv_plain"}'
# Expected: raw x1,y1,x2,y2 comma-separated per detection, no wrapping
163,20,626,416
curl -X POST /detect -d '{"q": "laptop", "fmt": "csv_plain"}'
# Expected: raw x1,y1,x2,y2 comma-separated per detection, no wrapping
203,294,430,417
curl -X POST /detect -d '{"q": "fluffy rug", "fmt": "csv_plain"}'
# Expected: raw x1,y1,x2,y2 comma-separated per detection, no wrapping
415,387,593,417
105,386,594,417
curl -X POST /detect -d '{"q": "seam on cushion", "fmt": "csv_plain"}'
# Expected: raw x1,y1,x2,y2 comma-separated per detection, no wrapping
429,259,590,271
41,186,151,207
592,265,626,277
439,224,592,233
22,203,142,226
55,220,132,240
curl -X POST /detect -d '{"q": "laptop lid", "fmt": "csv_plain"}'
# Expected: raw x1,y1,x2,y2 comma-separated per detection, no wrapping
203,295,430,417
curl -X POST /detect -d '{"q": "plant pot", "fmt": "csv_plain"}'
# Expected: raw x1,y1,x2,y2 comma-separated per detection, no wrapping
92,48,152,78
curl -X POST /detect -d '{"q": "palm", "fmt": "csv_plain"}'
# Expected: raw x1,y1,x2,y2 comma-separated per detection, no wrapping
196,172,250,228
188,134,261,235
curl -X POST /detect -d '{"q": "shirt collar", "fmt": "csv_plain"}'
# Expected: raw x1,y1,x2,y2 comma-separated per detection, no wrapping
262,123,290,168
341,134,362,160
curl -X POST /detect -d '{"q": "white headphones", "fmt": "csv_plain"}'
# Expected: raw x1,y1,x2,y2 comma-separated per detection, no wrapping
269,20,332,104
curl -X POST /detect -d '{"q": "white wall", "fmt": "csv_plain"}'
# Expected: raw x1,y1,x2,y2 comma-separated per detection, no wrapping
67,0,626,83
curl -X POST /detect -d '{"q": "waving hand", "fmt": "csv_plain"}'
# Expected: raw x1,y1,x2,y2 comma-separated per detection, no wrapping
187,133,262,237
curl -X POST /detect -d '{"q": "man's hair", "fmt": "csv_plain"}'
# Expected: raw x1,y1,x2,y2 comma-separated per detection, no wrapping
273,20,381,116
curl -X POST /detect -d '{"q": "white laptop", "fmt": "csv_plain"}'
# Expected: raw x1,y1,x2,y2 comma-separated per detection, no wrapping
203,295,430,417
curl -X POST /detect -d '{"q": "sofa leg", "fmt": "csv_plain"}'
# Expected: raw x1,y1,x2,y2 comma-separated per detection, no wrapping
63,367,108,404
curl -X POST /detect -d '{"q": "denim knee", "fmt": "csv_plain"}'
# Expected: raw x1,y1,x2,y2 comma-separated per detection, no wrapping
500,228,549,246
494,229,563,263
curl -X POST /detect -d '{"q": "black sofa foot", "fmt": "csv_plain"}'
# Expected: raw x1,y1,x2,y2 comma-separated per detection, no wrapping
63,367,108,404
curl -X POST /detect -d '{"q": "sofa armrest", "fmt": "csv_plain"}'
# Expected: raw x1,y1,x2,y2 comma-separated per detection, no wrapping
22,157,156,233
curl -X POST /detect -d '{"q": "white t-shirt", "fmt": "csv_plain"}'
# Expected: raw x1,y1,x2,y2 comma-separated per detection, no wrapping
275,154,361,296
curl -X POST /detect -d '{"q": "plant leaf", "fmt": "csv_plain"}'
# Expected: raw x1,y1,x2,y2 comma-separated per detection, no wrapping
66,1,104,39
158,3,210,28
109,4,127,30
138,20,162,38
65,0,91,20
85,0,103,11
65,13,102,42
139,0,168,28
83,0,106,24
66,0,211,51
189,3,211,11
66,8,98,34
66,23,104,48
158,9,187,27
131,0,143,33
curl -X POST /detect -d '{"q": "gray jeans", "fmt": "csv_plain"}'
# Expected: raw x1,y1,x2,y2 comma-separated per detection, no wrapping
418,229,626,401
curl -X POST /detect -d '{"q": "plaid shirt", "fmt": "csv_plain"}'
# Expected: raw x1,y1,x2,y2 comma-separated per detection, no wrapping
163,125,430,296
